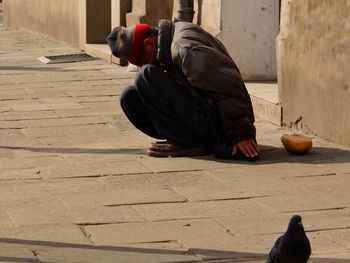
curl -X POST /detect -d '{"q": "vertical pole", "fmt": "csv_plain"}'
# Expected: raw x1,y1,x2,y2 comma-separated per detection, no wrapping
175,0,194,23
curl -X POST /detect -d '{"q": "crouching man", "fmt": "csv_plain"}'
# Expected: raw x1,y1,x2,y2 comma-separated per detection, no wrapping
107,19,259,160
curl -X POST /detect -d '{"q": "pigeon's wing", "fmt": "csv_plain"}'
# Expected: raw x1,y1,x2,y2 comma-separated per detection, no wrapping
267,236,282,263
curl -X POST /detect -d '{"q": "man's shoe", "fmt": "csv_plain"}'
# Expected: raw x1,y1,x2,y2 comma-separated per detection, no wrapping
147,140,208,157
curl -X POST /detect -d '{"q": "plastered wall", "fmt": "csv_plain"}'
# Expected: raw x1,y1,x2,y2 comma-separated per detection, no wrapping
3,0,80,46
126,0,173,27
217,0,280,80
278,0,350,146
172,0,279,80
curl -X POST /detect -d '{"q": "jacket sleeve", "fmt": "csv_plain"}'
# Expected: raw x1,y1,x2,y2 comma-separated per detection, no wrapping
181,44,256,145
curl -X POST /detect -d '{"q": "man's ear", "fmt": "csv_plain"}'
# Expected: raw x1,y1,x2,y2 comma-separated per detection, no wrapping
143,37,157,47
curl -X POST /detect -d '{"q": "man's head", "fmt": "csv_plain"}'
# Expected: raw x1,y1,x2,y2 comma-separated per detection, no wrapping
107,24,158,67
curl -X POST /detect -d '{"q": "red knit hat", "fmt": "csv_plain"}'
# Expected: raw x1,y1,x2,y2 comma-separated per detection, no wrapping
129,24,149,67
107,24,150,67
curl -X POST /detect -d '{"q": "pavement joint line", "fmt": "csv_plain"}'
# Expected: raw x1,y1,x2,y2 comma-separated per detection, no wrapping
154,169,204,174
191,194,275,203
86,217,217,225
197,257,267,262
282,207,347,213
9,77,117,85
150,217,214,223
296,173,337,178
259,226,350,236
78,224,95,245
30,249,39,258
170,186,192,202
101,194,278,208
106,200,189,207
0,257,40,263
250,199,280,214
47,171,155,180
211,217,236,237
306,226,350,233
0,178,44,182
281,177,309,191
135,158,158,174
0,127,22,130
77,220,147,227
46,175,113,180
132,240,179,244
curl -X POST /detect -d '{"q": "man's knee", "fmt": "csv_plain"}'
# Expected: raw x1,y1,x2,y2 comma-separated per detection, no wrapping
135,65,162,90
136,64,159,79
120,85,139,109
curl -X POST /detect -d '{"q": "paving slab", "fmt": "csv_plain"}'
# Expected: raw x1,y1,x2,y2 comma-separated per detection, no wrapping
101,170,219,190
138,155,254,173
309,254,350,262
67,206,146,225
20,116,110,128
0,110,59,121
0,156,66,170
57,142,145,162
84,219,272,260
0,167,43,180
0,224,90,244
22,123,118,138
40,160,152,179
253,191,349,213
177,170,300,201
58,188,187,209
33,241,200,263
0,120,24,129
287,173,350,204
0,243,39,263
11,102,86,112
0,24,349,262
6,199,71,226
0,89,37,100
132,199,274,222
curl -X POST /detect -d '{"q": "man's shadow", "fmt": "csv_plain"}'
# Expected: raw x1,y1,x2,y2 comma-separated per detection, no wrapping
0,144,349,165
0,145,146,155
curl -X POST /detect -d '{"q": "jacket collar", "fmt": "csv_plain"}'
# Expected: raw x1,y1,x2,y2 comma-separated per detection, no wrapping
157,19,175,69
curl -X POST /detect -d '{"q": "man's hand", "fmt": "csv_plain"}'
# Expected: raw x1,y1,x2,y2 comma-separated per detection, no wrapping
232,139,260,158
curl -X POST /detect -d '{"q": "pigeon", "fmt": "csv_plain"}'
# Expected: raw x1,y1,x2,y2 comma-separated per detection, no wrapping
267,215,311,263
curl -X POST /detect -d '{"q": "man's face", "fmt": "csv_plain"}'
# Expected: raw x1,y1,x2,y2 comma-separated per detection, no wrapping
141,36,158,65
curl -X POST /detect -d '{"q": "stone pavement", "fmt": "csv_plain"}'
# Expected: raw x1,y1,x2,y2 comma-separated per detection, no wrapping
0,22,350,263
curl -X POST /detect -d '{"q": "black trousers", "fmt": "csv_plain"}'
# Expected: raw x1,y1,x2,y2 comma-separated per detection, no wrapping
120,65,232,157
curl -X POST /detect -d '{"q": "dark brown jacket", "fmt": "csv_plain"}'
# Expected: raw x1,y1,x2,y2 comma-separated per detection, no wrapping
157,19,256,146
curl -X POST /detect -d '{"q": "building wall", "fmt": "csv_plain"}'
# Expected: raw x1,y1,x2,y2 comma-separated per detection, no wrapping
216,0,280,80
278,0,350,146
3,0,80,46
126,0,173,27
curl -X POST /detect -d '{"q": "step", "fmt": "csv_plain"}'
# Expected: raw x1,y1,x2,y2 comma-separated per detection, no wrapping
84,43,127,65
84,44,112,62
246,82,282,126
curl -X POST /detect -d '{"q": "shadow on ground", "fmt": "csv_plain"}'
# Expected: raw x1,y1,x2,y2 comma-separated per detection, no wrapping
256,145,350,164
0,66,62,72
0,145,349,165
0,238,349,263
0,145,145,155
